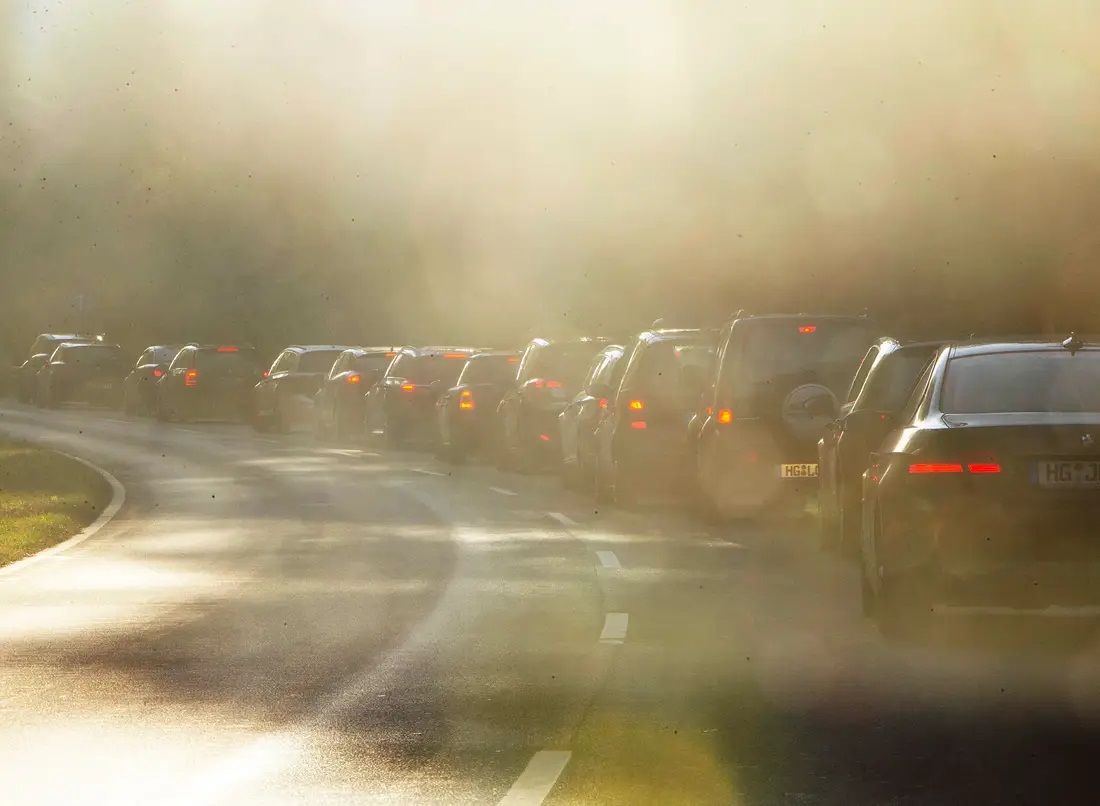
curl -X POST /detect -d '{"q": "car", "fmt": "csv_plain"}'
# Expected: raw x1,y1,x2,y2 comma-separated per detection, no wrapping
35,342,129,409
817,338,947,557
252,345,354,433
122,344,188,416
558,344,626,489
365,346,486,449
434,351,522,463
313,347,400,441
691,312,877,520
13,333,101,402
496,337,614,472
592,330,717,505
860,334,1100,639
156,344,263,423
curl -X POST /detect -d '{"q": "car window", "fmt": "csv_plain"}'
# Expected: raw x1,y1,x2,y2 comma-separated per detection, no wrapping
63,346,126,368
169,349,192,371
136,349,154,367
591,352,622,388
353,353,397,374
270,351,295,375
298,350,343,374
525,343,603,388
845,346,879,405
856,347,939,412
899,358,936,424
329,353,350,378
397,353,469,385
195,349,259,374
457,356,518,385
581,353,610,389
620,338,716,406
941,350,1100,414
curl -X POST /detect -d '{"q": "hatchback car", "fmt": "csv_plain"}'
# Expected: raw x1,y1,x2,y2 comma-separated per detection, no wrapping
313,347,399,440
434,351,521,462
123,344,188,416
157,344,263,423
253,345,354,433
35,342,128,409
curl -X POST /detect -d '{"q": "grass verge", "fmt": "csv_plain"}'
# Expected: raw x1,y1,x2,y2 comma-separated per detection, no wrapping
0,440,112,567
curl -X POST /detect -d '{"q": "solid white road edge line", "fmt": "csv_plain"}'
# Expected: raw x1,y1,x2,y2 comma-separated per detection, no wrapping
595,550,621,570
489,486,519,496
410,468,447,477
0,452,126,578
599,612,629,644
498,750,573,806
546,511,578,528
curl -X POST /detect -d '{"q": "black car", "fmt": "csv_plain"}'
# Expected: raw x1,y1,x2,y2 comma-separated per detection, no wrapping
860,335,1100,639
13,333,101,402
123,344,188,416
313,347,400,441
558,344,626,489
365,346,485,449
592,330,717,505
156,344,262,423
817,338,946,557
496,337,613,472
252,345,354,433
691,312,877,520
434,351,521,462
35,342,129,409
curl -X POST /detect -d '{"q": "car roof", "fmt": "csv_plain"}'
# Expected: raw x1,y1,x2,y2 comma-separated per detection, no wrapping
466,350,520,359
60,342,122,350
733,313,872,324
348,346,401,355
637,328,718,344
285,344,355,353
184,343,257,350
40,333,97,340
948,338,1100,359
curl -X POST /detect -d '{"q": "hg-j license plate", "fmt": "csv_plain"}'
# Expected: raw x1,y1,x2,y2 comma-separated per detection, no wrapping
780,463,819,479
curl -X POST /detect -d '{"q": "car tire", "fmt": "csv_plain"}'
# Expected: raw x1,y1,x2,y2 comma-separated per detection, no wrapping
860,565,877,618
837,490,862,563
272,400,288,434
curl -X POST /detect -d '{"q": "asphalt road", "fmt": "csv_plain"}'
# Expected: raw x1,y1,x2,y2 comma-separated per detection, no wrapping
2,402,1100,805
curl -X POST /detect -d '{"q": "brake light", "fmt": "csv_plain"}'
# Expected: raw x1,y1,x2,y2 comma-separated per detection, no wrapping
459,390,475,410
598,398,608,409
507,356,520,363
798,325,817,334
967,463,1001,474
262,370,269,378
546,380,562,389
631,421,647,429
346,374,361,384
152,368,163,378
909,463,963,474
217,346,239,353
443,353,468,359
539,434,551,441
184,369,198,387
385,352,397,358
717,409,733,424
628,400,644,410
401,383,416,392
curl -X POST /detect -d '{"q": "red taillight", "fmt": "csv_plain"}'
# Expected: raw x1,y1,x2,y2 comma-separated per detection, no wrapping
539,433,551,442
262,370,269,378
598,398,608,409
967,463,1001,474
401,383,416,392
631,421,647,430
184,369,198,387
217,346,239,353
628,400,644,410
152,368,163,378
507,356,520,363
443,353,468,359
459,390,474,410
717,409,733,424
798,325,817,334
546,380,562,389
346,374,361,384
909,463,963,474
385,352,397,358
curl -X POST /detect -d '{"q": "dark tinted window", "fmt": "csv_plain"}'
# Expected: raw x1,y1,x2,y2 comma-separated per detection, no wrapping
524,343,603,387
151,346,183,365
392,353,469,384
353,353,397,374
298,350,343,373
857,347,939,412
458,355,518,385
61,345,126,367
845,346,879,405
941,351,1100,413
624,339,715,404
195,349,260,374
32,335,94,356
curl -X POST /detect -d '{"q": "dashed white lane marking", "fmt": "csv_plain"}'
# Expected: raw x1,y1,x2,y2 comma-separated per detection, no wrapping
330,449,361,457
599,612,629,645
103,417,130,424
489,486,518,497
176,427,202,434
254,438,280,444
410,468,447,477
360,451,381,458
0,453,126,579
595,550,621,570
546,511,578,528
498,750,573,806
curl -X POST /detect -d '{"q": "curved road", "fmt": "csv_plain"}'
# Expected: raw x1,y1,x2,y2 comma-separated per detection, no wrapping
1,403,1099,805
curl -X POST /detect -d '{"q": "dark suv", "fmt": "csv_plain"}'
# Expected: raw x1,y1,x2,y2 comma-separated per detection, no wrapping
434,351,521,462
592,329,717,505
817,338,946,556
691,313,877,519
13,334,101,402
35,342,128,409
252,345,353,433
313,347,399,441
496,337,613,471
365,346,485,449
157,344,263,423
123,344,187,416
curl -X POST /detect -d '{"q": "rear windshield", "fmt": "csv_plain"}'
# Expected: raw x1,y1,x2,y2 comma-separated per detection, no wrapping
857,347,939,412
630,339,715,402
458,355,518,385
60,346,125,367
353,353,396,374
33,335,94,356
195,349,260,374
942,351,1100,413
524,343,603,387
151,346,183,364
734,319,874,394
391,353,470,385
298,350,344,373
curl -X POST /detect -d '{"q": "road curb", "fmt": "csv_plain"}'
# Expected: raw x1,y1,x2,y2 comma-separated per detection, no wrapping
0,449,127,578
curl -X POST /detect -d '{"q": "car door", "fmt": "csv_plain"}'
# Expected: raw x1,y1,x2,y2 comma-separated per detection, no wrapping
821,345,879,517
317,352,348,429
560,352,609,461
162,348,193,415
256,350,293,418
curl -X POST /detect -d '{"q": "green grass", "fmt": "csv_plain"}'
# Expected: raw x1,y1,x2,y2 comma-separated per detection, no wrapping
0,441,112,567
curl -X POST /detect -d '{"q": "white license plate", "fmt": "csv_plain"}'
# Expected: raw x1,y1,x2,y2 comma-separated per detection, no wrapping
780,463,819,479
89,382,114,391
1037,460,1100,488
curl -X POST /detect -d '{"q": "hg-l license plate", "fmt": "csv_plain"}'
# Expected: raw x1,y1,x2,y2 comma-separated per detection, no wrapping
780,463,819,479
1037,460,1100,488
